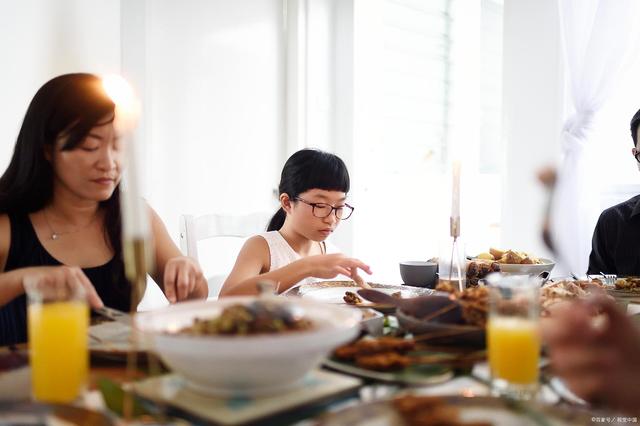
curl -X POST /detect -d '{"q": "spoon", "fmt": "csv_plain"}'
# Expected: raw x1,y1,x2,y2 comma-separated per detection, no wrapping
357,289,463,324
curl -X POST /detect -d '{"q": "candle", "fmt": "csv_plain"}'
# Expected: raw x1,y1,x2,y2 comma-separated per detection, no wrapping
101,75,147,240
102,75,151,304
451,160,461,218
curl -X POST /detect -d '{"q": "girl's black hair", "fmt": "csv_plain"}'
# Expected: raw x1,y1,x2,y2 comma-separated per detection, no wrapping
0,73,122,255
267,149,350,231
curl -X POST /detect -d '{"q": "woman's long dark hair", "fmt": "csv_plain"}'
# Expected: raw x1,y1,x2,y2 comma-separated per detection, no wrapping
0,73,122,255
267,149,350,231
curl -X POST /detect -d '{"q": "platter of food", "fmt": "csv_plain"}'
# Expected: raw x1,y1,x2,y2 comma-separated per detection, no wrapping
609,277,640,302
314,394,594,426
469,248,555,276
324,336,458,385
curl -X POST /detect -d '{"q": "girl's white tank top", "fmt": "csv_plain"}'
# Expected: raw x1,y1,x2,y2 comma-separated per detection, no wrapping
258,231,339,289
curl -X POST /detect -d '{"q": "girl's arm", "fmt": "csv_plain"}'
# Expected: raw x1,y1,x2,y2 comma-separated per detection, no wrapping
219,236,371,296
148,206,208,302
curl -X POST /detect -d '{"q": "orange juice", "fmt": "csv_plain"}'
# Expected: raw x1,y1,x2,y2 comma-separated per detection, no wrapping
28,301,89,402
487,316,540,384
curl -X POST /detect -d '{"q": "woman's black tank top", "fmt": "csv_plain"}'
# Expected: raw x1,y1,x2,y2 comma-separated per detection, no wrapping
0,212,130,345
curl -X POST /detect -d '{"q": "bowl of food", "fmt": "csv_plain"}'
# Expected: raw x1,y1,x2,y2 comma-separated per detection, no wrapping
471,248,554,276
134,296,361,396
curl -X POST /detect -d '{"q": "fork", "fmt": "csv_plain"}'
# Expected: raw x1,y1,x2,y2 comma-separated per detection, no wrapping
599,271,617,286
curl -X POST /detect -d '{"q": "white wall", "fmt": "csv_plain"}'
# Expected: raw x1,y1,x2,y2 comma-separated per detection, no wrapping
501,0,564,264
129,0,285,281
0,0,121,170
149,0,283,217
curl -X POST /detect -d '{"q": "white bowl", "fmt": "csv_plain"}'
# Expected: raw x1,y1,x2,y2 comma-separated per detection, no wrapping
134,296,361,397
497,258,555,276
360,308,384,336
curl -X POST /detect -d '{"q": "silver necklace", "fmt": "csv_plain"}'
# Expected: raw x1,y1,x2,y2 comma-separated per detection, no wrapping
42,208,98,240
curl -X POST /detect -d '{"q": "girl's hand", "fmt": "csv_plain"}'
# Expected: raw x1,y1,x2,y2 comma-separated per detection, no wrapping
305,253,371,280
21,266,103,308
163,256,209,302
350,267,372,289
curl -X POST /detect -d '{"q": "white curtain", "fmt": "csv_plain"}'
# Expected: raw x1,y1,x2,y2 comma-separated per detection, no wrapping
551,0,640,274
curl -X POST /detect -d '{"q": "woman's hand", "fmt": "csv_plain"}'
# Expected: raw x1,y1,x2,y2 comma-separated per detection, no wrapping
21,266,103,308
162,256,209,303
304,253,372,281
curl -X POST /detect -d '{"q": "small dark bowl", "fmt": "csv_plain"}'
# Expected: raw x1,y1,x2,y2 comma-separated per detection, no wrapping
399,261,438,288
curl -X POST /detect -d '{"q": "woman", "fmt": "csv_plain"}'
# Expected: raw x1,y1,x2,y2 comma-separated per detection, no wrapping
0,73,208,345
219,149,371,296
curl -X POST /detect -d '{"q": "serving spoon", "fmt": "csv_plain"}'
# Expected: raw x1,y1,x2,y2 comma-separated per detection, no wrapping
357,289,463,323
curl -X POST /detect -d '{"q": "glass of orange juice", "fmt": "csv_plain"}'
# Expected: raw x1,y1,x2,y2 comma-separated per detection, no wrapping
25,275,89,403
486,274,540,399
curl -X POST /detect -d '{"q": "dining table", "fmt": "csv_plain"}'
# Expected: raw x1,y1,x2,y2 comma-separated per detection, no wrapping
2,279,638,426
0,320,621,426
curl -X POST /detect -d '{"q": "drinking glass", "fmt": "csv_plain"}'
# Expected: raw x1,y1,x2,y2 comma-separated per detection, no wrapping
486,274,540,399
437,237,466,288
25,274,89,403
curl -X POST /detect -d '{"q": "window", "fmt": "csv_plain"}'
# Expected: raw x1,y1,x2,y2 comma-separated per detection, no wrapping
349,0,504,281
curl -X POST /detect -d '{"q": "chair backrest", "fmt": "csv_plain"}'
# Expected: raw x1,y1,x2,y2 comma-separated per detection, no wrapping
179,212,271,298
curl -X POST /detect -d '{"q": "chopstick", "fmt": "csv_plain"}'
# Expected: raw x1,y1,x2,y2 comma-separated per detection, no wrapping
412,326,482,343
410,351,486,366
351,270,372,289
418,302,458,322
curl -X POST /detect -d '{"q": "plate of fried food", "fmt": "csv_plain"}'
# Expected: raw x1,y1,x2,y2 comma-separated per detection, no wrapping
393,281,488,347
325,336,464,385
314,394,594,426
285,281,434,314
604,276,640,303
470,248,555,276
613,276,640,291
540,279,607,314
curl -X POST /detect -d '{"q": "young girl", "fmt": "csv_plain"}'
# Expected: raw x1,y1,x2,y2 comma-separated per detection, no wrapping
0,73,208,345
219,149,371,296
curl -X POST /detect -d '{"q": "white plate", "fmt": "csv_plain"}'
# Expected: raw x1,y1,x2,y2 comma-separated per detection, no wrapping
286,281,433,311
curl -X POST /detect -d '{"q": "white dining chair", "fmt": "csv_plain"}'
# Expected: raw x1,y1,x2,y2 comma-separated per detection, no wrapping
179,212,271,298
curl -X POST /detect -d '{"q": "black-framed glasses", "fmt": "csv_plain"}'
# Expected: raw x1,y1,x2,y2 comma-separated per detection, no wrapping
634,148,640,163
294,197,354,220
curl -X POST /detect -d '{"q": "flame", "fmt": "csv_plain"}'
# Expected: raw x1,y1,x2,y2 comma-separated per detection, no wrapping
101,74,140,133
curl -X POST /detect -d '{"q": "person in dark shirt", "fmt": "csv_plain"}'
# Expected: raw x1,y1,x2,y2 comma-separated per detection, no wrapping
587,108,640,276
0,73,208,345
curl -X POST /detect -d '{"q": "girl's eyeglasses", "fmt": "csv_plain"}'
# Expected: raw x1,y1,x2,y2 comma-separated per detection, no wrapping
634,148,640,163
294,197,354,220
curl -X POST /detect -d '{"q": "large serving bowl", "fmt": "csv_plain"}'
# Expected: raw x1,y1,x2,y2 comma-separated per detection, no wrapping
466,258,555,277
135,296,361,396
497,258,555,276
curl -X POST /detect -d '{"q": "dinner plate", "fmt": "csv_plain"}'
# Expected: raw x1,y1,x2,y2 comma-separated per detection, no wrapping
0,352,30,401
323,353,454,386
285,281,434,314
314,395,594,426
89,321,150,361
